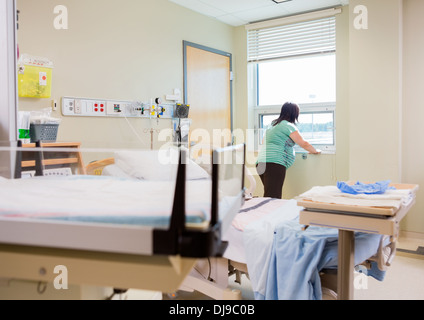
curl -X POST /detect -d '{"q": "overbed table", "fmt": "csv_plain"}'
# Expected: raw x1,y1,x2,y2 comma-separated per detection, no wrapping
298,183,419,300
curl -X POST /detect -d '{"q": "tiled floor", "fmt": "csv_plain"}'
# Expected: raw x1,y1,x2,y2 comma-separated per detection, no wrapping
354,235,424,300
354,254,424,300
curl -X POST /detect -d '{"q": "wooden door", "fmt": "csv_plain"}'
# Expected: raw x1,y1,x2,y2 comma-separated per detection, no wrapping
184,41,232,149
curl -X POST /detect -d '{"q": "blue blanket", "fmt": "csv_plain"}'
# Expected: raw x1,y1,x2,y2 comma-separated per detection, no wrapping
243,203,385,300
261,221,383,300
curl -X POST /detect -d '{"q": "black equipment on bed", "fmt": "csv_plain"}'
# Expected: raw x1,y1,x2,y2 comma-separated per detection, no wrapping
154,145,245,258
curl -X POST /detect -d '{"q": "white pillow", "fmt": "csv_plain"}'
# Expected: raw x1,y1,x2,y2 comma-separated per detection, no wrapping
192,153,213,176
102,164,135,180
187,161,211,180
114,148,209,181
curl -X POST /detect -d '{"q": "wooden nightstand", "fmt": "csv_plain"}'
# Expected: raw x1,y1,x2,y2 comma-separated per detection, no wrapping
21,142,86,175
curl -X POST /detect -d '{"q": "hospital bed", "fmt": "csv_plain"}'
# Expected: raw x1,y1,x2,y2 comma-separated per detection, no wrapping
84,149,418,300
0,143,246,299
82,146,253,300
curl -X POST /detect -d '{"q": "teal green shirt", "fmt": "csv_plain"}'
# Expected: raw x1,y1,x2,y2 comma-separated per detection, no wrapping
257,120,298,168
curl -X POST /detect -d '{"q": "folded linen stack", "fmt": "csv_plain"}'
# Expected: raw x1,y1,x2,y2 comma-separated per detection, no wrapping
295,182,414,210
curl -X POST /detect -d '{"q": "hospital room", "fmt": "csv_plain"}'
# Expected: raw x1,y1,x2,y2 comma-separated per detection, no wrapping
0,0,423,304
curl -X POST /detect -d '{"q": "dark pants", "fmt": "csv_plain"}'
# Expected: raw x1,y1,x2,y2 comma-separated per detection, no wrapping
256,162,287,199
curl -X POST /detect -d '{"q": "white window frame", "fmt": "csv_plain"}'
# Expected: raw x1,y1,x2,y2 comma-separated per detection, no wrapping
247,9,339,154
254,102,336,154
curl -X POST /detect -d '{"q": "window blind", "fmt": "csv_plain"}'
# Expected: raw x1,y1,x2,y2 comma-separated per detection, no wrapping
247,16,336,62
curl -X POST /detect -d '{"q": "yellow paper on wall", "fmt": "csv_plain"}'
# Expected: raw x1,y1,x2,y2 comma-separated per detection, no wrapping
18,54,53,99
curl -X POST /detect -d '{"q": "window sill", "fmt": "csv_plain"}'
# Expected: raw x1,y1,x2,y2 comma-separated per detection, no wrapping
296,150,335,156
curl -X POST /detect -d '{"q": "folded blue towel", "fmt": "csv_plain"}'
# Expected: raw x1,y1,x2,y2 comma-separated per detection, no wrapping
337,180,395,195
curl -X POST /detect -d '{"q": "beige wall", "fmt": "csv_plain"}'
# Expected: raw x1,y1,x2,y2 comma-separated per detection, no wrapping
349,0,403,182
17,0,235,161
402,0,424,234
347,0,423,234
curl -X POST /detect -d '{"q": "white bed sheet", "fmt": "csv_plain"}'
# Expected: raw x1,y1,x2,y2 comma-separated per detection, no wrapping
222,198,298,264
0,175,212,227
222,224,246,264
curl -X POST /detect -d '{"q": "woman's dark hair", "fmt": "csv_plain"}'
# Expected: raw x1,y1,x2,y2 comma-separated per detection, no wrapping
272,102,300,126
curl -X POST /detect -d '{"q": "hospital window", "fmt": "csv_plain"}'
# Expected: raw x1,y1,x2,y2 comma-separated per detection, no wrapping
258,107,336,153
248,15,337,153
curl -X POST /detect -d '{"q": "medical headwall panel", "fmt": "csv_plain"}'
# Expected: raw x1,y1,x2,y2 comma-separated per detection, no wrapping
62,97,175,119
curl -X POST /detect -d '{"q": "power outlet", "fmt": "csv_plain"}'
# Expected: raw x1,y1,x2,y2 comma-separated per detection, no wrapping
43,168,73,177
62,98,75,115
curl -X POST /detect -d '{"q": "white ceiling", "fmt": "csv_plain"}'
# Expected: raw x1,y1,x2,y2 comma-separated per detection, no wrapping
168,0,349,26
